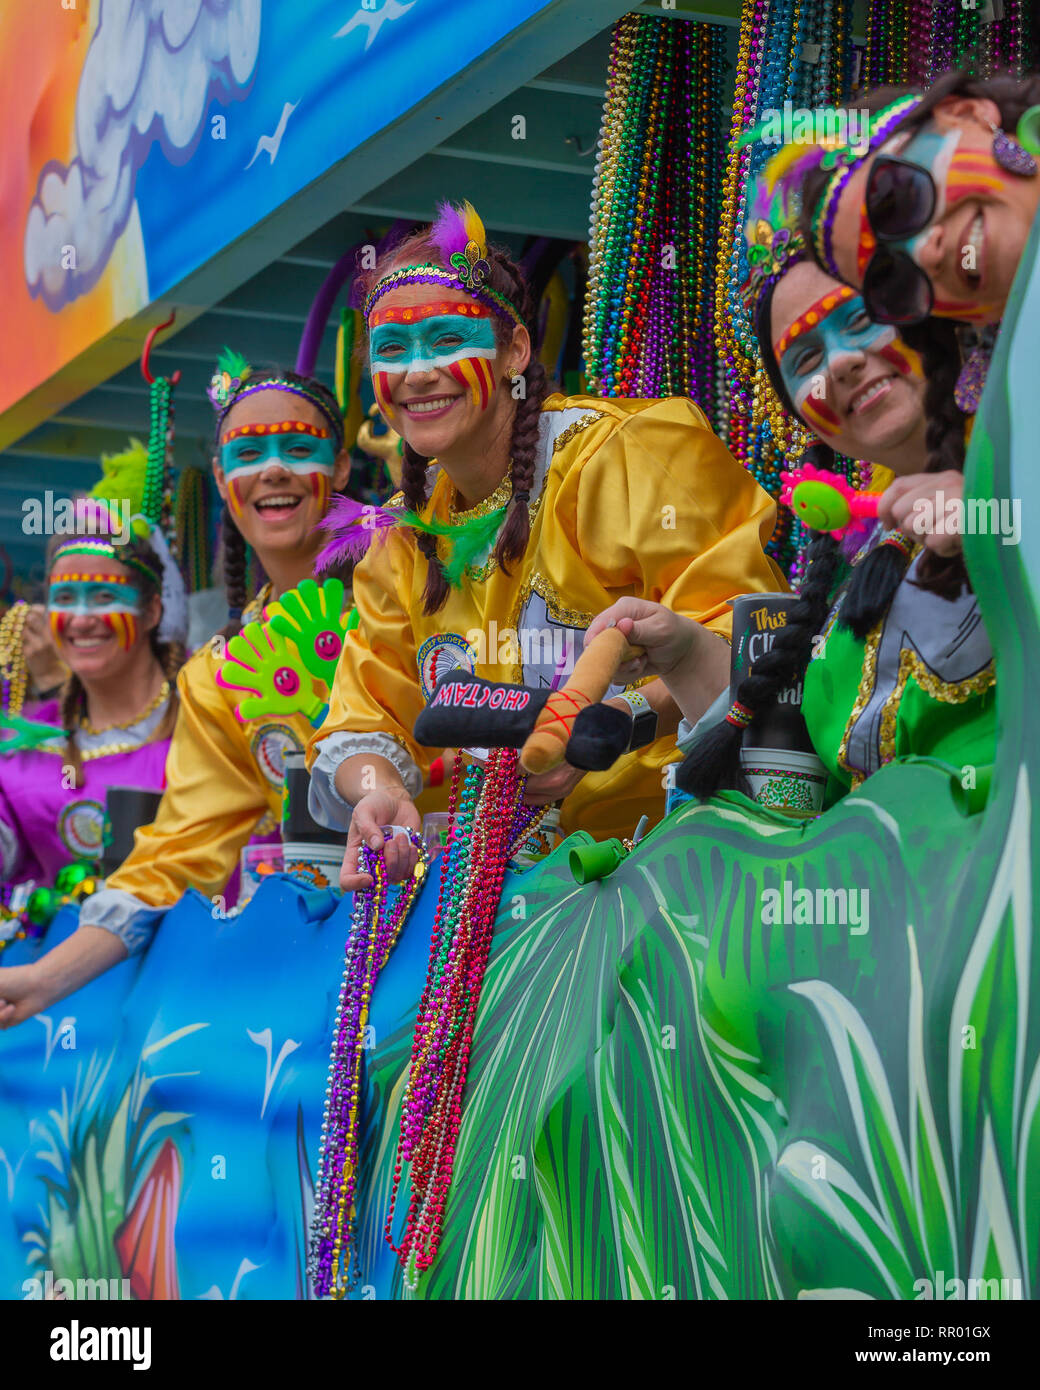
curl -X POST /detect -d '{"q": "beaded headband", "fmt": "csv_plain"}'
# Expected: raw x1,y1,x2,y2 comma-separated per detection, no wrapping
207,347,345,447
52,539,161,587
363,201,525,328
811,95,925,277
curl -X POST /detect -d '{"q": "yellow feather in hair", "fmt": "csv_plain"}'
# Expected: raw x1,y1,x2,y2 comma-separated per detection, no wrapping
461,200,487,256
759,142,814,195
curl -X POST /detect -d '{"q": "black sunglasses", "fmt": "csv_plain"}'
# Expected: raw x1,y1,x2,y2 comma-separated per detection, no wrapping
860,155,938,325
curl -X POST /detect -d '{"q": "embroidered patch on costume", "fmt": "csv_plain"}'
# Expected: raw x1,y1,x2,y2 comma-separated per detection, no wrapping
417,633,476,701
59,800,105,858
251,724,304,785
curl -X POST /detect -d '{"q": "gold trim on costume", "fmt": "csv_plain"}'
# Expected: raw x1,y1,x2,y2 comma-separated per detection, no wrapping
507,573,594,683
839,619,997,789
449,476,513,523
80,680,171,735
551,412,602,454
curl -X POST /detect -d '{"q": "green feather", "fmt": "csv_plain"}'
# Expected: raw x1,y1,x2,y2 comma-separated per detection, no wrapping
1,713,65,754
216,346,252,381
90,439,148,517
397,506,509,587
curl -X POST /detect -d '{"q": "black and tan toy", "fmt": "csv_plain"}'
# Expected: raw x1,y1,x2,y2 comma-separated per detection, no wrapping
413,627,641,773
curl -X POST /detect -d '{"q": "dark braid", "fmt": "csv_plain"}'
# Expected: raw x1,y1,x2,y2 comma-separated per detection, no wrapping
61,675,87,790
221,505,250,634
400,441,450,615
678,524,844,798
899,316,970,599
150,635,185,743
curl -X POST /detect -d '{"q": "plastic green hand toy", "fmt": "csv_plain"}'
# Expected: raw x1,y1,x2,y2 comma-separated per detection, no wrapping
266,577,349,685
215,620,325,723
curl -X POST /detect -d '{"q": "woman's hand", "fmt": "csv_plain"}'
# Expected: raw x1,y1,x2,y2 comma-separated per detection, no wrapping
585,598,698,683
340,786,421,892
0,963,57,1029
523,760,585,807
878,471,964,557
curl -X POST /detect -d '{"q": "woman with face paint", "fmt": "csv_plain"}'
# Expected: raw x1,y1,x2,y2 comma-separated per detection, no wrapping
593,167,995,806
0,509,182,894
308,201,789,889
792,74,1040,590
0,355,360,1027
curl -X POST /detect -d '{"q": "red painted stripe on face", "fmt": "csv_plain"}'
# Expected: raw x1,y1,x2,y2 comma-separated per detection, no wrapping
49,611,66,643
475,356,495,409
374,371,396,420
879,339,922,377
229,476,246,519
802,396,841,435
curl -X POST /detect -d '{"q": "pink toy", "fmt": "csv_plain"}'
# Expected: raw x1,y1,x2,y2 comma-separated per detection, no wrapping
779,462,880,538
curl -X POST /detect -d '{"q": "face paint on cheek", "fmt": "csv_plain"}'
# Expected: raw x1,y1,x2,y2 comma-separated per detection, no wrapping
373,371,396,421
879,338,923,377
446,356,495,410
944,150,1005,204
104,611,139,651
49,610,66,643
310,469,331,515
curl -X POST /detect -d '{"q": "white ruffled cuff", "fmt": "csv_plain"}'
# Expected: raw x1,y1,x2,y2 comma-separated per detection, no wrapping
79,887,166,956
308,731,422,831
676,688,731,754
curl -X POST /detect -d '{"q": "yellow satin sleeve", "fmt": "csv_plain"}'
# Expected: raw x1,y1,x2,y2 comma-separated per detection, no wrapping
106,642,315,906
310,393,788,841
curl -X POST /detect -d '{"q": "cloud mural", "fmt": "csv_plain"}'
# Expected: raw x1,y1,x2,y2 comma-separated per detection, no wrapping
24,0,261,311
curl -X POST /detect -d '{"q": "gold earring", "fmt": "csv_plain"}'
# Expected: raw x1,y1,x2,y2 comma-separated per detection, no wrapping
507,366,520,380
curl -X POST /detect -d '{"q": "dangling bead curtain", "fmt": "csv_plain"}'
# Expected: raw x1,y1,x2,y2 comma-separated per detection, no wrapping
583,14,726,402
713,0,856,578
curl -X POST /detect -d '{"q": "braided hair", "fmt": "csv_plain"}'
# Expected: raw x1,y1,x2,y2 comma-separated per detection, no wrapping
358,231,551,615
216,367,346,633
48,532,184,790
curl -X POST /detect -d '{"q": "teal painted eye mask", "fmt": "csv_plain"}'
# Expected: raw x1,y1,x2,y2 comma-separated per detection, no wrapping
48,578,143,615
219,432,338,478
369,314,498,373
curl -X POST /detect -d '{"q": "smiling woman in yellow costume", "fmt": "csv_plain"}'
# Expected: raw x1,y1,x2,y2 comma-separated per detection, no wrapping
0,351,356,1026
307,202,789,889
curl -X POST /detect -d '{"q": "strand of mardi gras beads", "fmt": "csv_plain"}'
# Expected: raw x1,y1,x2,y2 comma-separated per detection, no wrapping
384,748,525,1284
309,829,429,1298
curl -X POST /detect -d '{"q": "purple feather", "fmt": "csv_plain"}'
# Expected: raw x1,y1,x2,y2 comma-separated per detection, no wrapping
314,495,399,573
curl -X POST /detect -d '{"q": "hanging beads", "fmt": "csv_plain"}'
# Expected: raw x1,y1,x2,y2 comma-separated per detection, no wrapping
309,828,430,1298
384,748,529,1286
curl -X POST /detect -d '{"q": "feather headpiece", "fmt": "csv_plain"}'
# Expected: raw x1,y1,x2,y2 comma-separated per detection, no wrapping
362,200,524,328
430,199,491,288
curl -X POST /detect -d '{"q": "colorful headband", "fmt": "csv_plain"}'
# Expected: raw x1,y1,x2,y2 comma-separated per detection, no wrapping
51,539,161,588
811,95,924,277
207,347,345,447
363,201,525,328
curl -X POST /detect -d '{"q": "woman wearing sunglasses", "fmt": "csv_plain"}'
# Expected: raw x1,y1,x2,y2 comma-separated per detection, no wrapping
594,172,995,808
797,72,1040,331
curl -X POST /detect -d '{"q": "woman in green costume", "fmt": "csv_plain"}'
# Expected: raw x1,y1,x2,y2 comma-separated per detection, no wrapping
591,172,996,805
